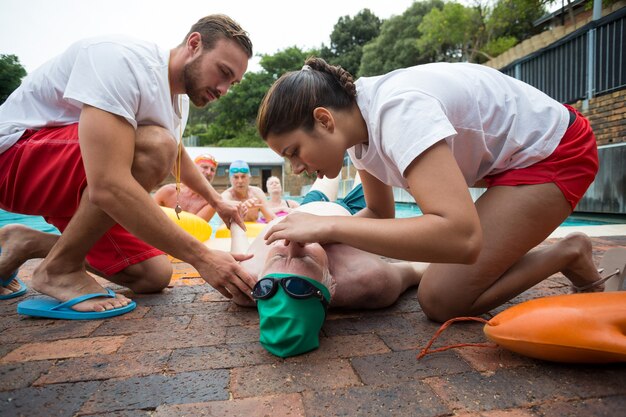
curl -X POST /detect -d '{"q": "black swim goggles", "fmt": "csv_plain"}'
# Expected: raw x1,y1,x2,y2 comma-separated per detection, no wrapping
251,276,329,310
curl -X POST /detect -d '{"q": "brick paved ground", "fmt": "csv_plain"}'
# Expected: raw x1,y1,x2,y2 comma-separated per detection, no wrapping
1,235,625,417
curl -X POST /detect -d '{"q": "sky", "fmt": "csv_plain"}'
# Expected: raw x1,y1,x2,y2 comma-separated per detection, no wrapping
0,0,419,75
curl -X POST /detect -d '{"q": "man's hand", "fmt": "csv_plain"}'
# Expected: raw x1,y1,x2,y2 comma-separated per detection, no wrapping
241,198,262,210
214,199,246,230
196,250,255,299
234,199,252,219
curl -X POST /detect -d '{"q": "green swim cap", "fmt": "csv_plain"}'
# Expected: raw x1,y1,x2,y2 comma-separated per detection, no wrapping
257,273,331,358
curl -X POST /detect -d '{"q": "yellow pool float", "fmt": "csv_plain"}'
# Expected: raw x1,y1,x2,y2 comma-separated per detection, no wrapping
215,222,266,238
162,207,212,242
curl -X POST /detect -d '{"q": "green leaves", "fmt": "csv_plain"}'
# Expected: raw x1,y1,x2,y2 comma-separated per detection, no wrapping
0,54,27,104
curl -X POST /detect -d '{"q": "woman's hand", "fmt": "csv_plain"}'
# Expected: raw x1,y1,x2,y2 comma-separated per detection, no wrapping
263,212,336,246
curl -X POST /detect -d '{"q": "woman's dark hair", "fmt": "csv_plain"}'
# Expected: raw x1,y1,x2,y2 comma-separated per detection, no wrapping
257,57,356,139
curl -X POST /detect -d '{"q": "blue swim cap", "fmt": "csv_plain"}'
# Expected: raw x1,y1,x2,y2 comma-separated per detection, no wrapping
229,160,250,177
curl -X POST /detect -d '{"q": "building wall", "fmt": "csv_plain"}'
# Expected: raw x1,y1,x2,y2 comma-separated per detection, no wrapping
570,90,626,146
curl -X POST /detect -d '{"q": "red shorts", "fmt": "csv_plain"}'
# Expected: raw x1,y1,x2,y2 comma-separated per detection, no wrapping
0,124,164,276
485,105,598,210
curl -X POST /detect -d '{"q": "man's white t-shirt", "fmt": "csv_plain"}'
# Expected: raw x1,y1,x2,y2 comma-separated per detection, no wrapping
0,35,188,154
348,62,570,189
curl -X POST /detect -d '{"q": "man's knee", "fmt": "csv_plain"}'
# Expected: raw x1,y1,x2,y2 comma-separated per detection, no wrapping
133,126,177,189
119,255,172,293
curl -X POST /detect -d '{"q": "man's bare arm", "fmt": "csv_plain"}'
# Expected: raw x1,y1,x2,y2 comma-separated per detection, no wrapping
79,105,255,298
230,224,249,254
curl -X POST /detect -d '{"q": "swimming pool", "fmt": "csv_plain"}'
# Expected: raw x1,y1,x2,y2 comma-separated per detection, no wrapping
0,204,618,235
393,203,616,227
0,210,61,234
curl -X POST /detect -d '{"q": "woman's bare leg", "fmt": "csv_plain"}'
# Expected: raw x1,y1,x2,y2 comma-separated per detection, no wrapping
417,183,602,322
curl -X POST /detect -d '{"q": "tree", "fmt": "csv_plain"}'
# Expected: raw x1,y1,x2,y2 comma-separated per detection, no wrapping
359,0,550,70
488,0,547,44
260,46,316,79
359,0,445,76
417,2,485,62
475,0,548,60
0,54,27,104
319,9,382,76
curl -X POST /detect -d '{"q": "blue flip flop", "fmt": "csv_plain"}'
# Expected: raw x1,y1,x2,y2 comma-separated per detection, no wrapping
0,270,28,300
17,288,136,320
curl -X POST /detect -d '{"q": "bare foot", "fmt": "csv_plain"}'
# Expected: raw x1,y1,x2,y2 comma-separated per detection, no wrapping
0,276,21,296
559,232,603,292
0,224,58,279
31,259,131,311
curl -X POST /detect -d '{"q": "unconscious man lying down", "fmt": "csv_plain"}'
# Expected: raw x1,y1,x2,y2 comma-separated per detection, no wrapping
215,175,427,357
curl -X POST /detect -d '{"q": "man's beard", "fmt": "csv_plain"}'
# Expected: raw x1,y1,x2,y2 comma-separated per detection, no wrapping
183,57,217,107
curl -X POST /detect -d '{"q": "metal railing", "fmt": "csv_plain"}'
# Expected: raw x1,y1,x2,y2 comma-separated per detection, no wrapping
501,7,625,104
595,14,626,95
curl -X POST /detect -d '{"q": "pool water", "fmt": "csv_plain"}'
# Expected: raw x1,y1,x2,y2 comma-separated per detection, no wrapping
393,203,614,227
0,210,61,234
0,205,617,235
